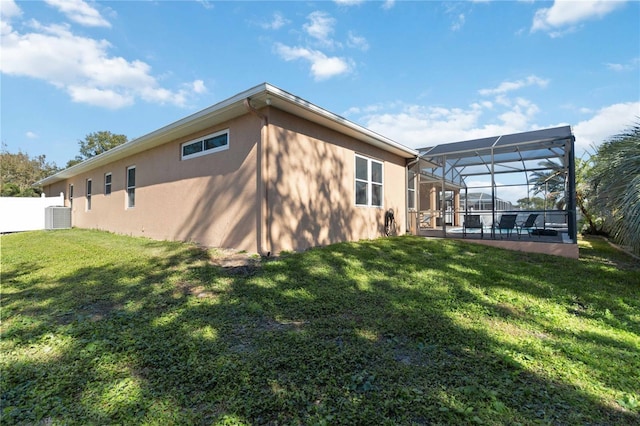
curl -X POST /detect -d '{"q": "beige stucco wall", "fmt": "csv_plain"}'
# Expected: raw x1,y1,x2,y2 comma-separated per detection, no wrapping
264,108,408,253
45,115,262,252
44,107,411,254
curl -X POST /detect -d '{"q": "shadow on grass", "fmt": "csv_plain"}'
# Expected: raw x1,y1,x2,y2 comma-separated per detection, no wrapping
2,233,639,424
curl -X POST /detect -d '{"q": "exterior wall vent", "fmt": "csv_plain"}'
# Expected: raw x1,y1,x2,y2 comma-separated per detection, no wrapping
45,206,71,230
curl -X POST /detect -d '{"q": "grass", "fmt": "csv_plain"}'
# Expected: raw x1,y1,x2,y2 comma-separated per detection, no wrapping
1,229,639,425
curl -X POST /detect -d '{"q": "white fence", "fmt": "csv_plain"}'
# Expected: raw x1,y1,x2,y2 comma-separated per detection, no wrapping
0,193,65,233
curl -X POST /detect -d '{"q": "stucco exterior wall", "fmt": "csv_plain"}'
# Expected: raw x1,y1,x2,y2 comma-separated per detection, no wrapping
264,108,408,252
44,115,262,252
43,107,411,254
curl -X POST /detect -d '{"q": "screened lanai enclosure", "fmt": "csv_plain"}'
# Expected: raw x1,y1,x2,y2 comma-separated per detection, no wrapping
408,126,578,257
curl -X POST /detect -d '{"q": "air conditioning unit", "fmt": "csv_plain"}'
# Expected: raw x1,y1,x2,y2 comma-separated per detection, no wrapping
45,206,71,230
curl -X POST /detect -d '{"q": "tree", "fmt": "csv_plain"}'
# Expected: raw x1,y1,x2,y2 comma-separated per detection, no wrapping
66,131,128,168
0,145,59,196
516,196,545,210
574,156,604,236
529,160,566,209
589,122,640,255
527,157,605,236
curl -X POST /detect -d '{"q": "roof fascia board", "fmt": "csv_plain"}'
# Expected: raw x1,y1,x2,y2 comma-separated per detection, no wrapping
38,83,416,186
262,84,417,158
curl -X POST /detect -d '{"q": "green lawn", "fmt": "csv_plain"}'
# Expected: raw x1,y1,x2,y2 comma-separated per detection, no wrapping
2,229,639,425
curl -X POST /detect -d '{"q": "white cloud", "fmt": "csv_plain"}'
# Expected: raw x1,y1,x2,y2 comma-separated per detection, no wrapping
191,79,207,94
479,75,549,96
44,0,111,28
334,0,365,6
347,31,369,51
68,85,134,109
372,98,638,158
497,98,540,130
344,103,386,116
272,11,359,81
360,102,501,149
451,13,465,31
606,57,640,72
355,93,545,150
352,74,551,149
26,131,38,139
443,3,470,32
532,0,626,36
0,0,21,35
274,43,352,80
307,55,351,81
1,0,21,20
304,11,336,47
197,0,214,10
573,101,640,154
0,12,203,109
335,0,392,9
260,12,289,30
606,63,627,72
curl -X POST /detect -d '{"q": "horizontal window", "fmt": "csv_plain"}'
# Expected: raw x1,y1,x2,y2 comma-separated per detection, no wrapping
181,130,229,160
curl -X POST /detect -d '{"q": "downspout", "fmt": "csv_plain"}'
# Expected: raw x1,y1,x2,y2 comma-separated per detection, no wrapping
244,98,270,255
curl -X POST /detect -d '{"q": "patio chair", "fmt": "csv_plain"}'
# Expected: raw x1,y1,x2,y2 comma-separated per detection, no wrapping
493,214,517,239
419,212,432,229
462,214,483,238
516,213,539,238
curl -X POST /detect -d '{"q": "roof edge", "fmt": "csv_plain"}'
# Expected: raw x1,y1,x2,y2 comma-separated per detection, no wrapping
37,83,416,186
262,84,418,158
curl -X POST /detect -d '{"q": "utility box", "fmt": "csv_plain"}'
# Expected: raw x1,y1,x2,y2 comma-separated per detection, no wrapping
45,206,71,230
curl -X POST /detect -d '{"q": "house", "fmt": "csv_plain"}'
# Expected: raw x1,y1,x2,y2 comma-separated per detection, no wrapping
39,83,418,254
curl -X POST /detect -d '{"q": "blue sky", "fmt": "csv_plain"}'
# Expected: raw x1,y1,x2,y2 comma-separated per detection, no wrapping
2,0,639,173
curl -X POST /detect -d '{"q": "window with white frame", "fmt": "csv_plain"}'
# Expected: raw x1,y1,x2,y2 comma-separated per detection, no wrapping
355,154,383,207
69,184,74,209
126,166,135,208
105,173,112,196
408,170,416,210
181,129,229,160
86,179,92,211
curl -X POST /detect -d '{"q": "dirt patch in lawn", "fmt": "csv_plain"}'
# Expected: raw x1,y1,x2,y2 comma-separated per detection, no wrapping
209,248,263,276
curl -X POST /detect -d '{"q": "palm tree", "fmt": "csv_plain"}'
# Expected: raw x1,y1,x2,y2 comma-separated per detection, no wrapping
590,122,640,255
529,160,566,210
574,156,604,235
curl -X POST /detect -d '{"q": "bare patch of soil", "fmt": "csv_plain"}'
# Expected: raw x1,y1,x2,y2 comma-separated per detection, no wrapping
174,281,220,299
209,248,262,275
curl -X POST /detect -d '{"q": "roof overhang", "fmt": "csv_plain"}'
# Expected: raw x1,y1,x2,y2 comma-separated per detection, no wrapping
37,83,418,186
